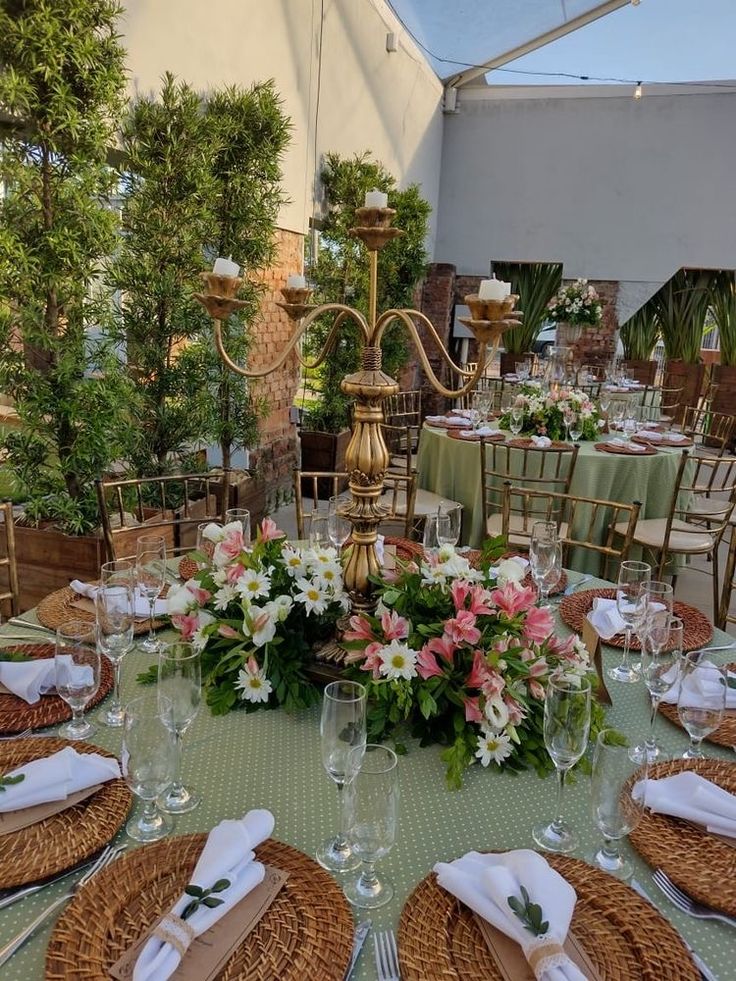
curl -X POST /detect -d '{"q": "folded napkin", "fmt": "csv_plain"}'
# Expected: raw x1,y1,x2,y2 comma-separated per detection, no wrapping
0,746,120,812
531,436,551,448
587,598,627,639
660,659,735,708
635,430,662,442
434,850,587,981
0,658,55,704
633,772,736,839
70,580,167,618
450,409,474,418
666,432,688,442
504,373,519,381
426,415,465,427
642,421,660,429
461,426,502,438
487,557,530,582
608,438,645,453
133,810,274,981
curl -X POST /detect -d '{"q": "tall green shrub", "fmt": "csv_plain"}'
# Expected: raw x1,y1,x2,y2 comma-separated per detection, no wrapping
653,269,717,363
491,262,563,355
619,299,660,361
0,0,134,534
711,270,736,367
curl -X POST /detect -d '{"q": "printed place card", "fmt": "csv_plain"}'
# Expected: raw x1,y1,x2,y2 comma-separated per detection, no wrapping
0,784,102,836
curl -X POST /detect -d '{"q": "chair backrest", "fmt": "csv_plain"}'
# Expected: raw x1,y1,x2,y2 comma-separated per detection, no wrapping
480,440,579,532
459,375,504,412
293,469,415,540
718,528,736,630
578,364,606,383
660,449,736,557
96,471,234,561
294,470,349,539
0,501,19,617
681,405,736,455
501,482,642,580
639,386,683,418
384,390,421,429
577,382,601,400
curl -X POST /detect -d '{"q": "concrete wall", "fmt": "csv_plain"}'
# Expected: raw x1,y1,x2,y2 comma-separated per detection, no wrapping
122,0,444,245
435,84,736,283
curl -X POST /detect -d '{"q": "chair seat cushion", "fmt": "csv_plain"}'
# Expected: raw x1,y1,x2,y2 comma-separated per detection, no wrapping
385,488,463,518
614,517,714,553
487,512,568,546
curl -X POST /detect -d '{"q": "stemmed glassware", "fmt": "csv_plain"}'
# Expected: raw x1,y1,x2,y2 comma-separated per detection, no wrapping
55,620,101,740
316,680,367,873
636,581,674,675
611,401,625,433
529,521,561,606
436,504,461,547
343,744,399,908
532,674,591,853
569,412,582,444
96,578,134,728
630,615,683,763
599,392,611,417
562,406,575,442
308,510,330,548
328,496,352,553
590,729,648,879
510,405,524,437
225,508,251,547
677,657,727,759
122,692,177,841
422,513,448,553
607,560,651,683
157,641,202,813
196,521,221,569
135,535,167,653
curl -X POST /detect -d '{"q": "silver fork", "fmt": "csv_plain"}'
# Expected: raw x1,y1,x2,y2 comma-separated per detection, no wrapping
0,728,32,741
652,869,736,928
0,843,126,966
374,929,401,981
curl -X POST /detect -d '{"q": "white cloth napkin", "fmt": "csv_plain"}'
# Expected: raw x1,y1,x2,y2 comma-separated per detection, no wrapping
70,580,167,618
531,436,551,448
587,598,627,639
461,426,502,438
660,659,735,708
635,430,662,442
642,421,660,429
633,772,736,838
434,850,588,981
0,659,56,704
450,409,474,418
0,746,120,812
504,374,519,381
133,810,274,981
607,438,645,452
667,432,688,442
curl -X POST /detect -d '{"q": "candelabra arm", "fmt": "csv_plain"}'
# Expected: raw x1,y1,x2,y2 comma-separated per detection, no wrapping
374,308,476,378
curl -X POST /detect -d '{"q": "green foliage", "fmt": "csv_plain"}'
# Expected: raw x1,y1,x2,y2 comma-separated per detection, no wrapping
653,269,718,364
0,772,25,792
303,152,431,433
492,262,563,355
620,299,660,361
181,878,230,920
0,0,134,533
507,886,549,937
710,270,736,367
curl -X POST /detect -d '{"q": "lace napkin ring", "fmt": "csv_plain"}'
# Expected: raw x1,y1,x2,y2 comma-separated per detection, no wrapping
527,939,568,979
153,914,197,957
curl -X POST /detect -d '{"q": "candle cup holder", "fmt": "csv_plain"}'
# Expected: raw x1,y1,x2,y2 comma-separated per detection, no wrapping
349,225,405,252
354,206,396,229
281,286,313,306
201,271,243,298
464,293,519,322
276,300,317,321
458,317,519,348
194,292,250,320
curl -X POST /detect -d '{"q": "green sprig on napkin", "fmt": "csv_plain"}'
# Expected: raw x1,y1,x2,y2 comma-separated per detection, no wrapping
0,772,25,792
181,878,231,920
0,650,34,663
507,885,549,937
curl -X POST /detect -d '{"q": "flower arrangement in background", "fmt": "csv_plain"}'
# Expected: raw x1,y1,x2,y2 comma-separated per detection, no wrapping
163,518,348,714
343,543,604,790
499,383,600,441
546,278,602,326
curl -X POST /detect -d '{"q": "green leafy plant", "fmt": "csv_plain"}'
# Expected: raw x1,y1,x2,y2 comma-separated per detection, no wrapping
181,878,231,920
710,270,736,367
652,269,718,364
0,772,25,792
491,263,563,355
619,300,660,361
507,885,549,937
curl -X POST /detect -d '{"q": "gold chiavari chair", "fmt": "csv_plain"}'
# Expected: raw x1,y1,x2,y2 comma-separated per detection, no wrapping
382,421,420,475
293,469,416,540
458,375,505,412
639,385,683,422
577,382,601,400
681,405,736,456
384,390,421,430
717,529,736,631
502,483,641,580
622,360,657,386
578,364,607,383
0,501,20,617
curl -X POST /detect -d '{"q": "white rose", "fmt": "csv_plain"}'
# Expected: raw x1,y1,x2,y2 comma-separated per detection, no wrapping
202,522,225,543
166,581,197,616
484,696,510,730
495,557,527,586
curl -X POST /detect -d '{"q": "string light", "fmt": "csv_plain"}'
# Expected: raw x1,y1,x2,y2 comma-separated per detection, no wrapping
631,0,641,7
634,82,643,100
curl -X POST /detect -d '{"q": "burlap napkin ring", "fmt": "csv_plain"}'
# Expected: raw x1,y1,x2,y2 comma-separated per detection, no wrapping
527,939,569,979
153,914,197,957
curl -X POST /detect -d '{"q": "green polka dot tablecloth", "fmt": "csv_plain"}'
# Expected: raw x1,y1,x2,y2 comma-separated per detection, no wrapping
1,586,734,981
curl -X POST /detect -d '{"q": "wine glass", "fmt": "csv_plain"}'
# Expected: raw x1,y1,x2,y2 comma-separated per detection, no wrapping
343,744,399,909
607,560,651,684
316,680,367,873
436,504,461,547
569,413,582,443
157,641,201,813
510,405,524,437
590,729,648,879
677,657,727,759
562,406,575,442
532,674,591,853
599,392,611,416
422,513,441,553
195,521,220,569
630,615,682,764
55,620,101,740
636,581,674,675
529,521,561,606
328,496,352,552
122,692,177,841
225,508,251,547
611,401,625,433
308,510,330,548
135,535,167,653
96,582,134,728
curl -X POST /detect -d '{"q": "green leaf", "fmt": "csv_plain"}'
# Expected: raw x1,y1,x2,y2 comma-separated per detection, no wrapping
212,878,231,892
184,885,204,898
136,665,159,686
202,896,225,909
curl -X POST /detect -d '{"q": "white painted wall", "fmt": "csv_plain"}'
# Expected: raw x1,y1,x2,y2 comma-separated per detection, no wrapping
122,0,444,245
435,84,736,283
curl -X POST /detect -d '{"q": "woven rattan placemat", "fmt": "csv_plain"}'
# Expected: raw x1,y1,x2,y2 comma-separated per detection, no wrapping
398,853,699,981
0,644,113,735
594,442,657,456
46,835,353,981
0,737,131,890
559,588,713,652
507,438,573,451
658,664,736,748
629,758,736,917
37,585,166,636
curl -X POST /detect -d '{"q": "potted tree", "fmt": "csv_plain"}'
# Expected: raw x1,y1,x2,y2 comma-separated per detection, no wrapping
619,299,660,385
709,269,736,420
491,262,562,376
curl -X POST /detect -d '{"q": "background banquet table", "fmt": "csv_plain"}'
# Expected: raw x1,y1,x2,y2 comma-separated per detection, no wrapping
417,425,691,574
0,585,733,981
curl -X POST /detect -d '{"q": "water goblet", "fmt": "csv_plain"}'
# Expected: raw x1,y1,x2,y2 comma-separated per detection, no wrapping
225,508,251,547
96,582,134,728
422,513,441,553
308,510,330,548
157,641,202,813
135,535,167,653
122,692,177,841
316,680,367,873
590,729,648,879
510,406,524,437
532,674,592,853
529,521,562,606
343,744,399,908
630,615,682,763
195,521,221,569
55,620,101,740
607,560,651,683
328,496,352,552
677,657,727,759
436,503,461,547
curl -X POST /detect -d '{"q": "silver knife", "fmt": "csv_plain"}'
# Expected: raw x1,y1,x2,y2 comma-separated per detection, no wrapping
0,855,99,910
563,574,593,596
630,879,716,981
343,919,371,981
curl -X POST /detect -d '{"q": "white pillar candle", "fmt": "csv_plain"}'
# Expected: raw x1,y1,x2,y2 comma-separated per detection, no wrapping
478,277,509,301
213,256,240,277
286,274,307,289
364,189,388,209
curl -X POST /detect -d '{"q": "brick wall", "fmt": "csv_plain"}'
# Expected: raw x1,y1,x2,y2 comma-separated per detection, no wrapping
406,263,457,414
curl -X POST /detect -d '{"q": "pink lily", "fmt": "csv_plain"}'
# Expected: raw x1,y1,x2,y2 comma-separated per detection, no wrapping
186,582,211,606
465,649,489,689
528,657,549,678
468,585,494,616
529,679,545,700
260,517,285,542
218,624,240,639
450,580,471,612
225,563,248,585
445,610,481,646
426,635,457,665
172,612,199,641
343,615,375,642
381,609,409,641
523,606,554,643
491,582,536,617
417,648,444,680
463,696,484,723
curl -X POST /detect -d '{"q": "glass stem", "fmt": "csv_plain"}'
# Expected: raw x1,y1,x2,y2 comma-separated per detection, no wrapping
646,694,660,750
333,782,349,850
148,598,156,645
619,627,631,671
601,837,621,863
141,798,159,826
71,706,82,729
170,730,183,794
111,660,122,712
550,766,566,833
359,860,379,889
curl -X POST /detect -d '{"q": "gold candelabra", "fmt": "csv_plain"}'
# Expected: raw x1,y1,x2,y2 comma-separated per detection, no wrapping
195,206,521,612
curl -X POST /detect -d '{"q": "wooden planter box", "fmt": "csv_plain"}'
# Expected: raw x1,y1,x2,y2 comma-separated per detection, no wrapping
662,360,705,423
299,430,351,498
709,364,736,446
622,359,657,386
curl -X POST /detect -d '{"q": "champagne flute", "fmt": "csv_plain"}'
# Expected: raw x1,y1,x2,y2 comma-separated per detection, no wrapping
316,680,367,873
636,581,674,675
510,405,524,437
630,615,682,763
562,406,575,442
343,744,399,909
135,535,167,653
677,657,727,759
529,521,562,606
436,504,461,547
122,692,176,841
590,729,648,879
308,510,330,548
157,641,201,813
422,513,439,553
569,413,582,444
607,560,651,684
96,582,134,728
225,508,251,547
532,674,591,853
328,496,352,552
611,401,625,433
55,620,101,740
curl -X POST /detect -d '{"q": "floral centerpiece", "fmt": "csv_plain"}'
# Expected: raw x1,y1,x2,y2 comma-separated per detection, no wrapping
499,382,601,440
161,518,349,714
547,278,602,327
343,542,605,789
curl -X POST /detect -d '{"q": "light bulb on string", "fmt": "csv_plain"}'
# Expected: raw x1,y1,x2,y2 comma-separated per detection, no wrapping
634,82,643,100
631,0,641,6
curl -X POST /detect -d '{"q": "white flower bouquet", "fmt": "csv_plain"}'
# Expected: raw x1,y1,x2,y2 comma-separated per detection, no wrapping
547,278,602,326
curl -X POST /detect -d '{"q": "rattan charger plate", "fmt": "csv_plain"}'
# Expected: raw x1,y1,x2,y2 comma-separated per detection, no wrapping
0,737,131,890
559,588,713,652
0,644,113,734
398,853,699,981
507,438,572,451
629,758,736,917
594,441,657,456
447,430,505,442
46,835,353,981
658,663,736,748
632,434,694,448
37,584,166,636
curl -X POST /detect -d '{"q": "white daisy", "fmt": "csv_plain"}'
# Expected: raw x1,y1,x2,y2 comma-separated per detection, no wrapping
306,545,339,568
378,640,418,681
281,544,309,579
191,611,215,652
475,729,513,767
294,577,329,615
235,569,271,601
235,659,273,704
315,560,342,589
213,584,238,611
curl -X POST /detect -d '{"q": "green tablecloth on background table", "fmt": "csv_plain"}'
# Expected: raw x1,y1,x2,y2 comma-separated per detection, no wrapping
0,587,734,981
417,426,690,575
